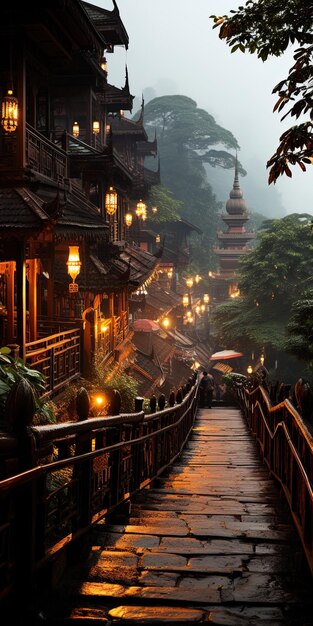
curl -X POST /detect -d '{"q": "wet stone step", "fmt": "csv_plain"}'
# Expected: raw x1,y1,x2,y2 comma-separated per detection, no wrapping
44,406,313,624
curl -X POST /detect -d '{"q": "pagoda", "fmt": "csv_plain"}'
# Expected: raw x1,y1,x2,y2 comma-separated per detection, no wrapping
214,157,255,299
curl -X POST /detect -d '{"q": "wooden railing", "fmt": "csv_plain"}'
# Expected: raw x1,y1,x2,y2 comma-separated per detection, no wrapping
0,374,198,606
233,381,313,576
26,124,67,183
25,326,82,395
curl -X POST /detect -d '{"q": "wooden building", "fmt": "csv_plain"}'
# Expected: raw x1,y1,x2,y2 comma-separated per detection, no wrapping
0,0,160,395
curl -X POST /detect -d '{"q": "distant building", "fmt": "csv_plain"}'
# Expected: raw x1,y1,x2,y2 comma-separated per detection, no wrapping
214,157,255,301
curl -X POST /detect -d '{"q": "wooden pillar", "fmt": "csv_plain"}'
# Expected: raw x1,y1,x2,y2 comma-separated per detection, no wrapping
6,262,15,342
46,244,54,318
16,46,26,170
28,259,37,342
16,242,26,361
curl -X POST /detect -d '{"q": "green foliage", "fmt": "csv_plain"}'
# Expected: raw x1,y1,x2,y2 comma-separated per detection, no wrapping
140,95,244,271
148,184,183,222
284,289,313,368
0,347,56,425
210,1,313,183
212,214,313,373
92,357,139,414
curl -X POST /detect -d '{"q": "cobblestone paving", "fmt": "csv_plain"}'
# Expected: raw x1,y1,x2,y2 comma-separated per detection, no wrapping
45,407,313,625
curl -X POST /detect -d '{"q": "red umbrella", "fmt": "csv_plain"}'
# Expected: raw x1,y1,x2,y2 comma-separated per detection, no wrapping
209,349,243,361
133,319,160,332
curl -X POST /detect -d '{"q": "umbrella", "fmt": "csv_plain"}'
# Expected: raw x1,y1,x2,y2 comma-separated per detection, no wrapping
133,319,160,332
209,349,243,361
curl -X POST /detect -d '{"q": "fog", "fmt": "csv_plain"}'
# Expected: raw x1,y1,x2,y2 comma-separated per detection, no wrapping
98,0,312,217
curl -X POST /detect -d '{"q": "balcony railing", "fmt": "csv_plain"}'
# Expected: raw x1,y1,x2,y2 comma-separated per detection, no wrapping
26,124,67,183
25,326,82,395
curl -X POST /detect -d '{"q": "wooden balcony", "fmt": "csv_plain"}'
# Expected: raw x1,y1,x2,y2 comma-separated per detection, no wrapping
26,124,67,183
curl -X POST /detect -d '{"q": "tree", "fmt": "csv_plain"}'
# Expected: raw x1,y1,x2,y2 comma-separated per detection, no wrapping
210,0,313,184
141,96,244,270
148,184,183,223
285,290,313,369
212,214,313,378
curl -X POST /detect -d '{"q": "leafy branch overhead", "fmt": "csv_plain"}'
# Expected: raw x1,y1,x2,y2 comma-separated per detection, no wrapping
210,0,313,183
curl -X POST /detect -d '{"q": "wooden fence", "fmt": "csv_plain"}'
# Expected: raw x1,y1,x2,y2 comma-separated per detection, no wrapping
0,373,198,607
234,381,313,576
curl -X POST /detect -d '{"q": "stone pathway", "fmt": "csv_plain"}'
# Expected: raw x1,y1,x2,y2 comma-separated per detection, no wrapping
45,407,313,624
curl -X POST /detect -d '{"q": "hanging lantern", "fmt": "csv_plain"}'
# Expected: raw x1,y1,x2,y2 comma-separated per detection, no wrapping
247,364,253,375
136,199,146,217
195,274,201,283
182,294,189,307
155,234,161,243
1,87,18,132
151,206,158,214
100,56,107,72
93,120,100,135
67,246,81,292
72,121,79,137
125,212,133,228
260,353,265,366
105,186,118,215
186,278,193,289
203,294,210,304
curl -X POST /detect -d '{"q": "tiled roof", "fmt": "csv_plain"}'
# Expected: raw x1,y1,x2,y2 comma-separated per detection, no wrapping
54,242,158,293
41,187,109,241
120,244,158,286
145,282,182,313
0,188,50,234
82,1,129,49
110,115,147,140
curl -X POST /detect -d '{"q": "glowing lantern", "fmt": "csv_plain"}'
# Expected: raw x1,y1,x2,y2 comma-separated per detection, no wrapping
67,246,81,284
1,87,18,132
162,317,170,329
182,294,189,307
247,364,253,375
93,120,100,135
136,199,146,217
155,234,161,243
125,212,133,227
72,121,79,137
203,294,210,304
105,186,118,215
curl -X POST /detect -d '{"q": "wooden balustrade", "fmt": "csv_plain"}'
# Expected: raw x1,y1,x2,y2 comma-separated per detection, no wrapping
0,373,199,606
25,327,82,395
26,124,67,183
233,381,313,577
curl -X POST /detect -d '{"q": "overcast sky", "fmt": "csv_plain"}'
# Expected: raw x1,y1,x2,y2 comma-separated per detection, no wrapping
98,0,312,216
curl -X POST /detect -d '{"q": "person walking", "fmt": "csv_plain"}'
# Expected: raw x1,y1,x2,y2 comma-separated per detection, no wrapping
199,370,214,408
